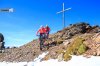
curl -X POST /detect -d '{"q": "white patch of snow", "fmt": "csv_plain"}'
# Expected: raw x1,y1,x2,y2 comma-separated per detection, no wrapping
34,56,100,66
0,62,28,66
0,52,100,66
34,51,49,62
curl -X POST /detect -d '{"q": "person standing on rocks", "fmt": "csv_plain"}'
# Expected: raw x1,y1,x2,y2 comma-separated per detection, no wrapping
45,25,50,39
36,25,46,50
0,33,4,42
0,33,5,53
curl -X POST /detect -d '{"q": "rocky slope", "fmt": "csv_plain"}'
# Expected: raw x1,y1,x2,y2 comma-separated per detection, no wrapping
0,22,100,62
0,40,42,62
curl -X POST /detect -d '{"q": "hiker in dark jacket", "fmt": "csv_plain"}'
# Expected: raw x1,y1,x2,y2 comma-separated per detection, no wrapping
0,33,4,42
0,33,5,52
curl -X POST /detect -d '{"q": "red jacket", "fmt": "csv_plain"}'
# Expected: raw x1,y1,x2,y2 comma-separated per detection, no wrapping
37,27,45,35
45,26,50,32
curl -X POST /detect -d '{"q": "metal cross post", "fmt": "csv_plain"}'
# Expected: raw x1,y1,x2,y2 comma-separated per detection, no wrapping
0,8,14,12
57,3,71,29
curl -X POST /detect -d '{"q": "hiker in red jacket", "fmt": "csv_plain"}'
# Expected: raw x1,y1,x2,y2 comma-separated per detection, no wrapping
36,25,46,50
45,25,50,39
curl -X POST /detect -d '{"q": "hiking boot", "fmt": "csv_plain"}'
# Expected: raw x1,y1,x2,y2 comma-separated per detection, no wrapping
40,47,42,50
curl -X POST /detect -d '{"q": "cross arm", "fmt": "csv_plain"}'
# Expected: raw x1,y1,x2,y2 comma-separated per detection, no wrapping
56,10,63,14
56,8,71,14
64,8,71,12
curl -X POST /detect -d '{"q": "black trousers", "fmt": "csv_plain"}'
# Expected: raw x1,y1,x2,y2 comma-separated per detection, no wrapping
39,33,45,50
46,32,49,39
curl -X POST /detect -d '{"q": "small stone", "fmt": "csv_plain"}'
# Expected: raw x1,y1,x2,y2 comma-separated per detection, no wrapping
63,40,70,46
85,55,91,58
57,53,63,62
97,48,100,56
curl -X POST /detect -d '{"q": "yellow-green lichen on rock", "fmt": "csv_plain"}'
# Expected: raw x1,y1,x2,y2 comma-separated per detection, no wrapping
63,37,87,61
78,43,87,54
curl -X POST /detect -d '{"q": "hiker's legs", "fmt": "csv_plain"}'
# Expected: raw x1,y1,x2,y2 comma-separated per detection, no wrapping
46,32,49,39
0,42,5,53
39,33,44,50
44,33,47,39
40,40,43,50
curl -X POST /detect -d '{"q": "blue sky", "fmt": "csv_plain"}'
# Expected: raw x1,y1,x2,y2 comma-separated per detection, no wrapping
0,0,100,47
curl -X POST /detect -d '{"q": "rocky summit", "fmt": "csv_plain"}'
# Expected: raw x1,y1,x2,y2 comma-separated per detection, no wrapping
0,22,100,62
